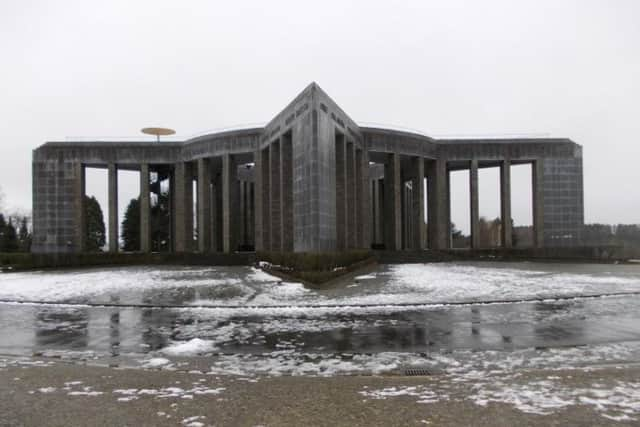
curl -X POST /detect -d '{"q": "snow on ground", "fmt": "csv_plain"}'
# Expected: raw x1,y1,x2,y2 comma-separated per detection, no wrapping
319,263,640,306
469,378,640,419
142,358,172,369
358,377,640,421
113,385,225,401
0,266,282,304
161,339,218,357
1,262,639,307
359,386,446,404
137,341,640,378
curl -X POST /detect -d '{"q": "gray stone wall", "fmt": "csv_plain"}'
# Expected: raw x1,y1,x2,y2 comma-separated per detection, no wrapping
542,150,584,247
32,157,82,253
31,83,586,254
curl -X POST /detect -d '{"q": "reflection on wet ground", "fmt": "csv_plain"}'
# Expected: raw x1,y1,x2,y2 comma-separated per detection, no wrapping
0,262,639,369
2,296,640,359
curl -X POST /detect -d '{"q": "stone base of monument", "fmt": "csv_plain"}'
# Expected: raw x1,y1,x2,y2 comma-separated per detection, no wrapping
257,250,377,287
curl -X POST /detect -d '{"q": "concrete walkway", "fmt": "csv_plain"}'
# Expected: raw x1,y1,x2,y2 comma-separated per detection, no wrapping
1,357,639,426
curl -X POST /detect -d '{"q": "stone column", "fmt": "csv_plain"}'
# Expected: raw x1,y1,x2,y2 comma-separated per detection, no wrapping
261,147,271,251
108,163,118,252
74,163,86,253
140,163,151,253
269,141,281,251
470,159,480,249
346,142,356,249
335,136,347,250
239,180,246,248
214,173,223,252
412,157,426,250
377,179,384,245
281,134,294,252
355,149,363,248
446,168,452,248
197,158,211,252
248,182,255,248
173,162,190,252
428,158,449,250
500,159,513,248
222,154,232,253
372,179,379,245
222,154,238,253
253,149,263,251
360,149,371,249
401,178,407,249
384,152,402,251
532,159,545,248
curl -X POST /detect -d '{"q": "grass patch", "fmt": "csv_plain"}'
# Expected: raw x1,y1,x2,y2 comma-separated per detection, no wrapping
0,252,254,271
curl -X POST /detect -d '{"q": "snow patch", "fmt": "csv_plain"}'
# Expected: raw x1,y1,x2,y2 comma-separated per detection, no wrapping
161,339,217,357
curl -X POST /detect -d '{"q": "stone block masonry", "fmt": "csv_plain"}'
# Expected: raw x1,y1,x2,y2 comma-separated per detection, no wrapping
31,82,585,254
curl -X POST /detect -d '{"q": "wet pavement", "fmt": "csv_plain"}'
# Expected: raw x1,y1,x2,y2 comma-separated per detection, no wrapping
1,262,640,374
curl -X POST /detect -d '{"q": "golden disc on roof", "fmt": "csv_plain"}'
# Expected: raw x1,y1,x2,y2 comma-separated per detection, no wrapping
141,127,176,136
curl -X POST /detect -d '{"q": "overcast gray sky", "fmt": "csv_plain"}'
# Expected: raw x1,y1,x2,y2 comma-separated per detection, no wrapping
1,0,639,234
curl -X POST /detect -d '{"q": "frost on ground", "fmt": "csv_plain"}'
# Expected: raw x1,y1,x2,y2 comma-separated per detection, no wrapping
0,266,286,305
113,385,225,402
2,262,639,307
359,386,446,404
181,415,206,427
470,378,640,420
161,339,217,357
138,341,640,378
358,376,640,421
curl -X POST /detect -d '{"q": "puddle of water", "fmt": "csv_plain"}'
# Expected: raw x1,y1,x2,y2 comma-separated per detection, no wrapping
0,262,639,373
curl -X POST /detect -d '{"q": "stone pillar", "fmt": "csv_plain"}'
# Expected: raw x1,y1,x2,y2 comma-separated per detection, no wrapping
74,163,86,252
532,159,545,248
108,163,118,252
401,179,407,249
355,149,363,248
253,150,263,251
140,163,151,253
372,179,380,245
377,179,384,245
197,158,211,252
281,134,294,252
261,147,271,251
335,136,347,250
239,180,246,247
173,162,191,252
222,154,231,253
359,149,371,249
446,169,452,248
269,141,281,251
210,179,218,252
384,152,402,250
222,154,238,253
428,158,449,250
214,174,223,252
248,182,255,248
470,159,480,249
346,142,356,248
412,157,426,250
500,159,513,248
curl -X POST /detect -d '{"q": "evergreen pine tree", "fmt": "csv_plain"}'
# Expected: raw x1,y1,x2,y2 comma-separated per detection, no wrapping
18,216,31,252
84,195,106,251
121,198,140,251
0,214,6,252
3,218,19,252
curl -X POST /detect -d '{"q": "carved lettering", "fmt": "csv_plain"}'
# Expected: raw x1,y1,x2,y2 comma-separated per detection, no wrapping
296,103,309,117
285,113,295,126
